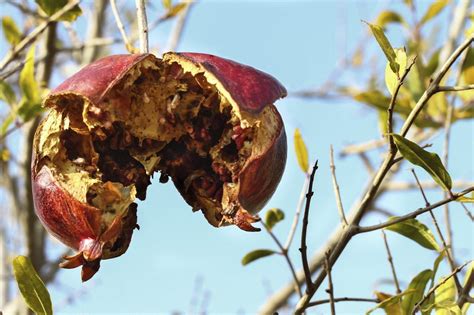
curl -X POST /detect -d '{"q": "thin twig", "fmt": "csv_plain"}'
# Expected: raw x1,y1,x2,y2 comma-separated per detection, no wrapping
110,0,136,53
307,297,379,308
135,0,149,53
284,174,310,250
434,84,474,93
356,187,474,234
410,169,430,207
381,230,401,294
261,222,302,298
459,203,474,221
413,260,471,314
330,145,348,226
412,163,463,293
324,251,336,315
0,0,81,73
384,180,474,191
300,161,319,291
387,56,417,152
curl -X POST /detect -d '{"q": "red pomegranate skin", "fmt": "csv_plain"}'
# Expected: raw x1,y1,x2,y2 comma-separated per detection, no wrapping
32,52,287,279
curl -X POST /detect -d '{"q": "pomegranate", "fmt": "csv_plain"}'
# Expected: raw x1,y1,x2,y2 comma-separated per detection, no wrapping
32,53,287,281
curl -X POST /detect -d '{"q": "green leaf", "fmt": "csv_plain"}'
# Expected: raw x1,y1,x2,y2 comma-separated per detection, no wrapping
366,290,415,314
375,10,405,27
2,16,22,45
420,0,450,25
18,98,43,122
385,47,407,95
402,269,433,314
12,255,53,315
421,250,448,314
392,134,452,192
294,128,309,173
35,0,82,22
364,21,399,74
0,80,17,106
265,208,285,231
19,45,40,104
434,276,459,315
241,249,276,266
352,90,412,115
385,217,440,251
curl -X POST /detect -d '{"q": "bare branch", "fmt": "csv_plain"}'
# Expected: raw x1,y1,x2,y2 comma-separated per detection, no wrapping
356,187,474,234
324,251,336,315
329,145,348,226
387,57,417,152
0,0,81,73
300,161,319,291
384,180,474,191
434,84,474,93
307,297,379,308
110,0,136,53
261,222,302,298
284,174,310,250
135,0,149,53
381,230,401,294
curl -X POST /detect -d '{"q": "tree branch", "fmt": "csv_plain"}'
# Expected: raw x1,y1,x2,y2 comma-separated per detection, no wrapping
330,145,348,226
300,161,318,291
135,0,149,53
355,187,474,234
0,0,81,73
381,230,401,294
261,222,302,298
110,0,135,53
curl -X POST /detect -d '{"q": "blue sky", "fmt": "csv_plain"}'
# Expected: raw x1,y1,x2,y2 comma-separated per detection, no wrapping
1,1,473,314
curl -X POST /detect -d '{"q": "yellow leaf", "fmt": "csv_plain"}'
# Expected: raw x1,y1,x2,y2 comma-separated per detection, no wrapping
294,128,309,173
385,47,407,95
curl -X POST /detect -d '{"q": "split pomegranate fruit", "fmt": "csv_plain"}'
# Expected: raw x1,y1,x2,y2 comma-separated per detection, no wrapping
32,52,287,281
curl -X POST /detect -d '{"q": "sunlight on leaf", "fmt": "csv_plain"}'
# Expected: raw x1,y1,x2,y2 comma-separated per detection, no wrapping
392,134,452,192
385,218,440,251
294,128,309,173
241,249,276,266
385,47,407,95
12,256,53,315
434,276,460,315
402,269,433,314
364,21,399,74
